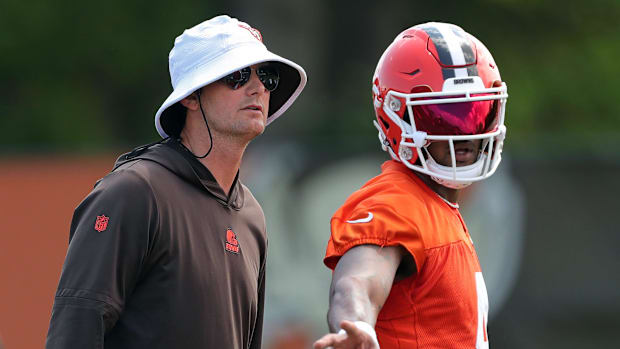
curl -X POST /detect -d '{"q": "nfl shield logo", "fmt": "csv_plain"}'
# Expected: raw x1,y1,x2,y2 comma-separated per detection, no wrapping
94,215,109,232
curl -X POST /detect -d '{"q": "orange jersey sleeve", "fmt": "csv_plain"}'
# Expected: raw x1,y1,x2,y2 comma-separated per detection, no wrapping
324,172,427,271
325,160,467,271
323,160,489,349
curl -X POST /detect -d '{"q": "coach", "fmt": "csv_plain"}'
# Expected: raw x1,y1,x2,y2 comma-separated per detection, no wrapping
46,15,306,349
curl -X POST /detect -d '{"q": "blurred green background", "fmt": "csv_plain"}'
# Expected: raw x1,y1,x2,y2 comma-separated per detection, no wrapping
2,0,619,155
1,0,619,348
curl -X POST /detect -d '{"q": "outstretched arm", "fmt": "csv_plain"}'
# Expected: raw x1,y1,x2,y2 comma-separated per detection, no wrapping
314,244,407,349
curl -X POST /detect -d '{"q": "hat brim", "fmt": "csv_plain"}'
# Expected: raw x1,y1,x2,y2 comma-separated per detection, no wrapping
155,44,307,138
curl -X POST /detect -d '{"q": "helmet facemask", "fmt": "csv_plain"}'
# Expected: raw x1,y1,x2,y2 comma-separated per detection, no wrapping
374,79,508,189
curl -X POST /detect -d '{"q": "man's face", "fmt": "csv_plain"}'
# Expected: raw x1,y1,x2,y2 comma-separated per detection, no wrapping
198,64,271,140
426,140,483,167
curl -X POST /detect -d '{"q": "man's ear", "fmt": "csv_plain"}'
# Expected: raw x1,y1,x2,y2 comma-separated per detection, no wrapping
179,92,200,111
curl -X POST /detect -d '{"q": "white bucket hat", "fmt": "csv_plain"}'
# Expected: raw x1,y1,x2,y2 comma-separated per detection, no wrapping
154,15,307,138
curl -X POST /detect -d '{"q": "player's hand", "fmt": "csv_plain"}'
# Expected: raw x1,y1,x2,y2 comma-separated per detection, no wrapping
313,320,379,349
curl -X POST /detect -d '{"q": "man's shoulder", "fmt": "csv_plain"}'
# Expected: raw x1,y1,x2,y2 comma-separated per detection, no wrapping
108,145,184,185
93,161,157,197
111,139,185,178
113,156,168,176
71,161,160,224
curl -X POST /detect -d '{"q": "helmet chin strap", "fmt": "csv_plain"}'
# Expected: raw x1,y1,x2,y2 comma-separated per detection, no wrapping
430,175,473,190
424,151,487,189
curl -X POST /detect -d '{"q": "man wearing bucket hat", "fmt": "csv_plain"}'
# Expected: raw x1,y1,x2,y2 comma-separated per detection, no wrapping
46,15,306,349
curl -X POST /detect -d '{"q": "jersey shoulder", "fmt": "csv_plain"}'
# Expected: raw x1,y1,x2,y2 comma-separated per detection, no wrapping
332,160,432,222
325,161,436,269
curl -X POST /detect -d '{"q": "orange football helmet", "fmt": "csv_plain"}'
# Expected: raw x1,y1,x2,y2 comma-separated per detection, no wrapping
372,22,508,188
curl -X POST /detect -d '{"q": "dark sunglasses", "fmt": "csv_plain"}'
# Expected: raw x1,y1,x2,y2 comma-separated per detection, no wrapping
221,65,280,92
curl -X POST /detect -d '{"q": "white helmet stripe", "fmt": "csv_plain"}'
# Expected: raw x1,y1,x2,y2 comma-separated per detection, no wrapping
454,67,469,78
435,23,467,66
419,22,479,79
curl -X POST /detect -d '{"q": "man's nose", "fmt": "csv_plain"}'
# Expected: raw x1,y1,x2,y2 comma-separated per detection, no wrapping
245,69,267,95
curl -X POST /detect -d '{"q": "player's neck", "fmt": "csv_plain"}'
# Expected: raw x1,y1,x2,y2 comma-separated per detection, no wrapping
414,172,460,204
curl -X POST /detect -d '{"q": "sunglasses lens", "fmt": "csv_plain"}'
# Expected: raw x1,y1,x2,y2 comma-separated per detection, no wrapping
257,66,280,91
222,66,280,91
223,67,251,89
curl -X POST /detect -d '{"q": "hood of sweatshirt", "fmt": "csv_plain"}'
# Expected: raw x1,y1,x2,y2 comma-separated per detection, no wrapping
112,138,244,210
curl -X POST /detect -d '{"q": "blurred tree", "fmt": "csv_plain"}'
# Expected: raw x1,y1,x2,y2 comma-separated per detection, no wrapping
1,0,619,155
0,0,230,152
243,0,620,157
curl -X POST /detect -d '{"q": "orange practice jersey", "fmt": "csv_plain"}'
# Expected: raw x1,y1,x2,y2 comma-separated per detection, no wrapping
324,160,489,349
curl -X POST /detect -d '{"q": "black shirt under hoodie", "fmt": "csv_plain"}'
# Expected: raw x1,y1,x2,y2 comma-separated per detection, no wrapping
46,138,267,349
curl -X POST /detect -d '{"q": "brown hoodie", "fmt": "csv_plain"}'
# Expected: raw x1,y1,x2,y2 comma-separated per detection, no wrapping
46,138,267,349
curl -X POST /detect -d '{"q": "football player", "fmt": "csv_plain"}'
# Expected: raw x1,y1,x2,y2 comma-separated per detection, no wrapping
314,22,508,349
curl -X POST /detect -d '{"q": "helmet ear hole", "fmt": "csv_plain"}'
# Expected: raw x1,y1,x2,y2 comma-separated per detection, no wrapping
410,85,431,94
